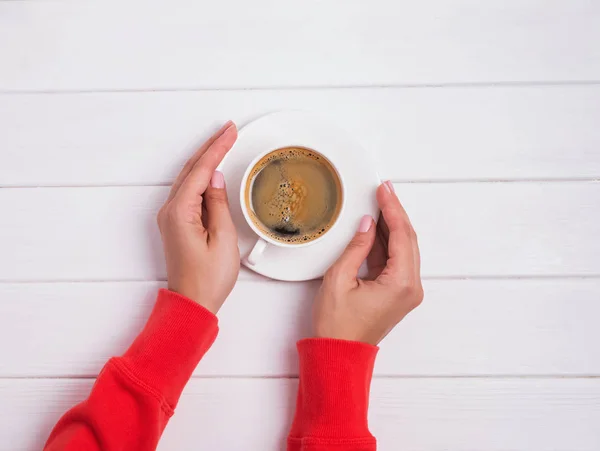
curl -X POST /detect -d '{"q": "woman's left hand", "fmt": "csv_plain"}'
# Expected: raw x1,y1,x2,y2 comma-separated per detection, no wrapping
157,121,240,314
312,182,423,345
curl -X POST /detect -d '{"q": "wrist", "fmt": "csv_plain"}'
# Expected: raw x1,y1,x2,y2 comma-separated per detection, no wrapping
167,282,222,314
313,327,380,346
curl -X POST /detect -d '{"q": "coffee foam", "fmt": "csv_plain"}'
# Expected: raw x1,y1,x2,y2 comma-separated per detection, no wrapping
244,147,342,244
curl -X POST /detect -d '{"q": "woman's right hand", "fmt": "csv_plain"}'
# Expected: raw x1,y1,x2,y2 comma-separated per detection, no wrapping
313,181,423,345
157,121,240,314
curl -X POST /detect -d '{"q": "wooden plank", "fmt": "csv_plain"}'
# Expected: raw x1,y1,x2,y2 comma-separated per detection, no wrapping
0,182,598,281
2,86,600,185
0,279,598,377
2,377,599,451
1,1,599,91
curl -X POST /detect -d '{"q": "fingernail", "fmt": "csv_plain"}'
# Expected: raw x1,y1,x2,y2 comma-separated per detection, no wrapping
384,180,395,193
223,120,234,130
358,215,373,233
210,170,225,189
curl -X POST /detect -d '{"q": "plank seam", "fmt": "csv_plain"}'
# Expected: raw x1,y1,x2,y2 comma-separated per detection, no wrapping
2,375,600,381
2,80,600,96
1,274,600,284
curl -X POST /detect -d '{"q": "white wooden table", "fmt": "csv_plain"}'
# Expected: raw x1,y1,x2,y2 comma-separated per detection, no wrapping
1,1,599,449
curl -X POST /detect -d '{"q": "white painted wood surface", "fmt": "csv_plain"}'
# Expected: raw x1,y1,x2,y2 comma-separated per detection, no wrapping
2,1,599,91
0,182,598,281
1,0,599,449
2,86,600,185
2,378,600,451
0,279,598,377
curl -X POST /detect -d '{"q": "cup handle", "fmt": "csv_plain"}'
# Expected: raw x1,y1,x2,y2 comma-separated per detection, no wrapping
246,238,268,266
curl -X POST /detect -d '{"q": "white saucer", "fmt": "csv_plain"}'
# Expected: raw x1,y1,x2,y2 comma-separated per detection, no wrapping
219,111,380,281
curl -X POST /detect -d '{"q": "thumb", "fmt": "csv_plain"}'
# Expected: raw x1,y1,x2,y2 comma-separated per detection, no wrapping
331,215,376,280
204,171,236,236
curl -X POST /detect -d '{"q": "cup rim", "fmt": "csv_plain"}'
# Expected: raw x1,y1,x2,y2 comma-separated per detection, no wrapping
239,145,346,249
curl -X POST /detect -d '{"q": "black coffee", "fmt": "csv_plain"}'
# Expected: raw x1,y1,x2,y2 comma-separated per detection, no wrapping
244,147,342,244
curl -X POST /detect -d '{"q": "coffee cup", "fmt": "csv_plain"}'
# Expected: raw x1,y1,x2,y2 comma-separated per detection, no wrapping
240,146,346,266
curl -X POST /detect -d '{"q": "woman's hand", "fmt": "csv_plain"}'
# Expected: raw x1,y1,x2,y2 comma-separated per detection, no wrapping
313,181,423,345
157,121,240,314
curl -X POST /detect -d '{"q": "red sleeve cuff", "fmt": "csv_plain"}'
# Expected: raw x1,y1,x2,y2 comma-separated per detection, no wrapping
288,338,378,446
118,289,218,409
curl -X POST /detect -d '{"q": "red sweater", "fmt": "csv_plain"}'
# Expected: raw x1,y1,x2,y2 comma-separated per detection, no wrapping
44,289,378,451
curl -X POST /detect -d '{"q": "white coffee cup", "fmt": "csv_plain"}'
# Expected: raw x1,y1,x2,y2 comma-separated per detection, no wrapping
239,147,346,266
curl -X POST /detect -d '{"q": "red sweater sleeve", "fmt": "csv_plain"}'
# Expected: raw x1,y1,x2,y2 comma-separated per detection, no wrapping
288,338,379,451
44,289,218,451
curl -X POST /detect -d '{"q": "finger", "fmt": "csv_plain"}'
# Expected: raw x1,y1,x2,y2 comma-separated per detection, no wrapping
366,230,387,280
330,215,376,281
176,123,238,202
412,227,422,281
168,121,235,202
375,181,416,280
375,213,389,255
204,170,236,236
376,213,390,244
